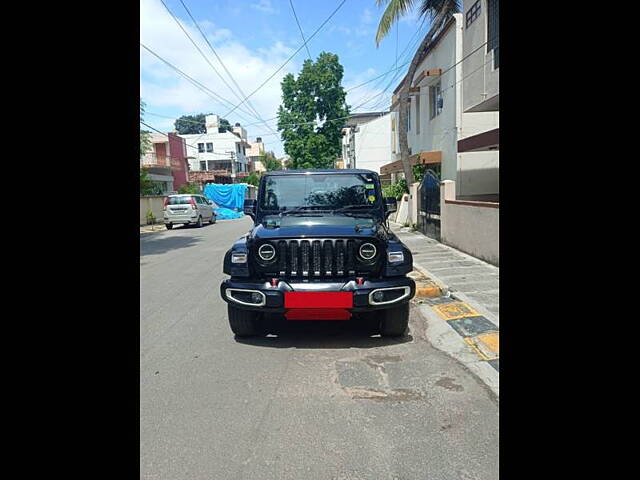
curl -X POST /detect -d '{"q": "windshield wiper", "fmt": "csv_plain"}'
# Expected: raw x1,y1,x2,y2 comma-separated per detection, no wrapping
279,206,328,216
331,204,375,214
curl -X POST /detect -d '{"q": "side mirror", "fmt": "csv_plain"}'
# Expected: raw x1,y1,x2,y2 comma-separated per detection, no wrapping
243,199,256,220
384,197,397,217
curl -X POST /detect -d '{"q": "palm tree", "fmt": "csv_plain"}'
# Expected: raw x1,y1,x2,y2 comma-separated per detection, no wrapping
375,0,461,184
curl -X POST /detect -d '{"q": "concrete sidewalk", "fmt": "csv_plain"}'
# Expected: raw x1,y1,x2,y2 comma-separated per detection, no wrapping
391,222,499,322
393,222,499,393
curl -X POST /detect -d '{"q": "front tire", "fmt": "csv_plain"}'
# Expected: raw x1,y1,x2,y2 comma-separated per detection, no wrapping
209,214,215,224
228,304,260,337
379,303,410,337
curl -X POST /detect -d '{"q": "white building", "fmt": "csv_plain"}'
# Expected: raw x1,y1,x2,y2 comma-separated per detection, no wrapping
246,137,266,173
385,12,498,200
341,112,391,174
456,0,499,201
179,114,251,178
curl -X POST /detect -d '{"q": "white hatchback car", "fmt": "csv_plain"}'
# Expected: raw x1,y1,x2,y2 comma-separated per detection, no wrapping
163,194,217,229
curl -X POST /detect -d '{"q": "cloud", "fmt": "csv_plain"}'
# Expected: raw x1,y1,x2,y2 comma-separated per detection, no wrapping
251,0,276,14
140,0,298,155
361,8,373,25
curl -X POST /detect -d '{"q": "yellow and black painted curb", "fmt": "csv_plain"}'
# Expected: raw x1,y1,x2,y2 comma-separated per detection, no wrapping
425,298,499,371
409,270,444,299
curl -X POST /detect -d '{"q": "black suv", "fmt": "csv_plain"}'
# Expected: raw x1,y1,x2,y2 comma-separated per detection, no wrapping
220,169,415,337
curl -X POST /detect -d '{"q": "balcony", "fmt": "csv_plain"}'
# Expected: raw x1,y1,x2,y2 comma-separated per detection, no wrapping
141,153,186,174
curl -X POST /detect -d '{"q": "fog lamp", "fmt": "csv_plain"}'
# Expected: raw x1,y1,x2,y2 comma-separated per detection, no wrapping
372,291,385,303
251,292,263,304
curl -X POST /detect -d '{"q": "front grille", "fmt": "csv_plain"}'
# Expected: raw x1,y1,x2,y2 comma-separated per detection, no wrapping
254,238,380,279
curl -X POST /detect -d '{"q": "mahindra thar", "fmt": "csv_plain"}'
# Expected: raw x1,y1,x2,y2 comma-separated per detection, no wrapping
220,169,415,337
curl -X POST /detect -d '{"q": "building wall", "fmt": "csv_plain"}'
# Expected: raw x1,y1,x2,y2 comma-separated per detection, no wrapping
440,180,499,265
140,195,167,226
462,0,499,112
168,133,189,190
351,113,391,174
179,132,249,173
390,13,498,197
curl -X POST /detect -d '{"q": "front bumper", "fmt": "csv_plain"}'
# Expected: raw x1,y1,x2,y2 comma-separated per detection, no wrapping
220,277,416,313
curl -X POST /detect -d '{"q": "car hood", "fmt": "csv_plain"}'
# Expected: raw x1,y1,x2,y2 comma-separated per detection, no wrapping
250,215,383,240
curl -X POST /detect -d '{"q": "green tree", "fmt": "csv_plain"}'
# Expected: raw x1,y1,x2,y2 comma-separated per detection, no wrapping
140,100,152,155
174,113,234,134
260,151,282,171
140,167,163,195
218,118,232,133
375,0,461,184
277,52,349,169
245,172,260,187
174,113,210,134
177,183,201,194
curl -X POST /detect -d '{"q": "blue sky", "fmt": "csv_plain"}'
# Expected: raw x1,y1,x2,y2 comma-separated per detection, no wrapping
140,0,430,157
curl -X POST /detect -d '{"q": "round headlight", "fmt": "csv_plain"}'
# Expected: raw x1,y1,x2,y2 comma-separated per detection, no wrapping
258,243,276,261
359,242,377,260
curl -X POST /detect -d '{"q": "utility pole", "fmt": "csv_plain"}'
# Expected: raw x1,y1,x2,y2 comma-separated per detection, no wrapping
227,150,236,184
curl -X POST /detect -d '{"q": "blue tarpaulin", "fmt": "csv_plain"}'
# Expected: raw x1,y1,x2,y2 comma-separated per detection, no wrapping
203,183,248,220
215,207,243,220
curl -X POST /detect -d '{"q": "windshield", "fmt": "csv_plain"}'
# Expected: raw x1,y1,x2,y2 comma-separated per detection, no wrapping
260,174,379,211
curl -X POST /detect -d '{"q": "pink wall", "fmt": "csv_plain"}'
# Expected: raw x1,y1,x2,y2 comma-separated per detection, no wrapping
168,133,189,190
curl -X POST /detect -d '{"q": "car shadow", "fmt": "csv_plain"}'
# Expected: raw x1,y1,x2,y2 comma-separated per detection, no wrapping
140,235,202,257
234,321,413,349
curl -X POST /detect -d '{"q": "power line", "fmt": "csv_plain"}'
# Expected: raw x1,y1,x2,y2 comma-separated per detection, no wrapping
141,120,231,155
140,43,266,127
143,33,496,139
222,0,348,119
289,0,312,61
177,0,279,137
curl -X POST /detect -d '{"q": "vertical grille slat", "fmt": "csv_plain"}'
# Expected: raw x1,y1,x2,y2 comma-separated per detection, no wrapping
301,240,310,277
346,240,356,275
335,240,345,276
289,241,298,276
312,240,321,277
323,240,333,276
278,241,287,276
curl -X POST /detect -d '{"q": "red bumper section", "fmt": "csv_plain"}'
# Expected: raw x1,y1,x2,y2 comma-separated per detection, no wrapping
284,292,353,321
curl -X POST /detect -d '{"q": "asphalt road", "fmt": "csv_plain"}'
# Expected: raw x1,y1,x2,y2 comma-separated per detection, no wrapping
140,218,499,480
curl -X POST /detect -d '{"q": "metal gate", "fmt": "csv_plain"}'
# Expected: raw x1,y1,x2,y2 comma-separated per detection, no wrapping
417,169,441,240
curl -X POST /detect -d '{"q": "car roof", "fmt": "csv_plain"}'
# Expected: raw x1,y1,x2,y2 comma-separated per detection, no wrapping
263,168,377,176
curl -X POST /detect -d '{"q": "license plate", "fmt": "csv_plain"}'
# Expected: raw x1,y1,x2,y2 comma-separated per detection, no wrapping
284,291,353,308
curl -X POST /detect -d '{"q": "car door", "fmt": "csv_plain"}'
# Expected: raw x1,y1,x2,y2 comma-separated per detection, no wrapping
199,196,212,219
195,196,206,219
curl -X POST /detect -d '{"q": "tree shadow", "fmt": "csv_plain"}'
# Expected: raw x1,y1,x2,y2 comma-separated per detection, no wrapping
140,235,202,257
235,320,413,349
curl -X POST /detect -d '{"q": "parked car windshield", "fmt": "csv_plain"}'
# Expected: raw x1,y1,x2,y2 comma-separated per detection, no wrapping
167,196,193,205
261,174,379,211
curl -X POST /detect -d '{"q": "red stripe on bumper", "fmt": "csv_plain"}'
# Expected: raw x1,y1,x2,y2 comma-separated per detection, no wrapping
284,291,353,308
285,308,351,321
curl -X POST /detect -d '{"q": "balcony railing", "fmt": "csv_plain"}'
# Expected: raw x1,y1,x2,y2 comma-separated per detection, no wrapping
141,153,186,170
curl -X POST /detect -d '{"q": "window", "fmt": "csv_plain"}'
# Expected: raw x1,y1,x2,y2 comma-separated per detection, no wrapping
206,143,213,153
415,94,421,134
466,0,481,28
198,143,205,153
207,160,216,171
199,161,207,170
430,82,443,119
487,0,499,69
